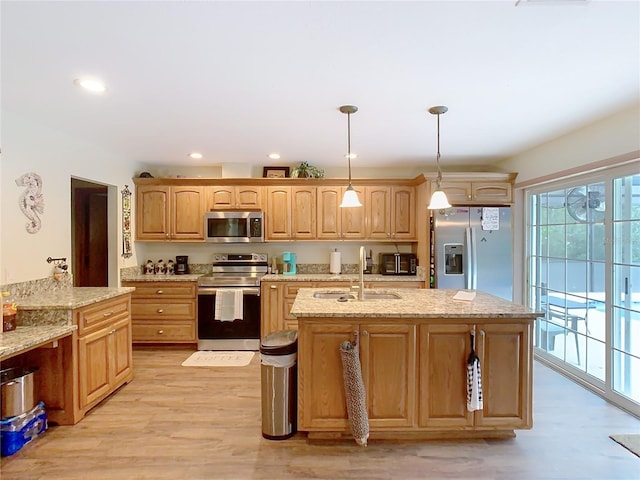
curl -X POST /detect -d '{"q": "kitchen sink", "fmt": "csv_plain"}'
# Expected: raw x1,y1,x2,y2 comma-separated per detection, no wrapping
312,292,355,300
362,292,401,300
311,291,401,300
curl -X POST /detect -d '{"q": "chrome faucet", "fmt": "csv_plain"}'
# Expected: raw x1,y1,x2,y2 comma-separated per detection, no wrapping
358,245,365,301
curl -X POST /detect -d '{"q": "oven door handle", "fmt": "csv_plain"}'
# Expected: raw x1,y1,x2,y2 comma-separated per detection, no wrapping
197,287,261,296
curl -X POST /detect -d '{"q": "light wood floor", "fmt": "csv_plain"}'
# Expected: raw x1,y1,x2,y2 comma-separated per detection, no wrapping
2,347,639,480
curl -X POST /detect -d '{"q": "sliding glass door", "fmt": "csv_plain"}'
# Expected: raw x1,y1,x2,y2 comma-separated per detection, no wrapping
527,166,639,416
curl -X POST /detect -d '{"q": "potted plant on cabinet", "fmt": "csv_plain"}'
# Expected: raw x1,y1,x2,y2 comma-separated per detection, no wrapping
290,161,325,178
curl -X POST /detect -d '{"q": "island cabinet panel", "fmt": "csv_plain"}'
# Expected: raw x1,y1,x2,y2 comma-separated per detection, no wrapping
418,324,474,428
475,323,532,429
299,323,355,430
360,323,416,428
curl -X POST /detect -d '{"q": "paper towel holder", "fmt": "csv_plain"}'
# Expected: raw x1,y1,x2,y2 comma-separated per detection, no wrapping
330,248,342,275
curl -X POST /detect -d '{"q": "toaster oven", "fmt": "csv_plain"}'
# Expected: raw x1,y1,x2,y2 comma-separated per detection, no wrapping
379,253,417,275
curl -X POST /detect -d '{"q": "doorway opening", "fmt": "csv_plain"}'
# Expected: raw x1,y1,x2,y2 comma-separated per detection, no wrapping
71,178,115,287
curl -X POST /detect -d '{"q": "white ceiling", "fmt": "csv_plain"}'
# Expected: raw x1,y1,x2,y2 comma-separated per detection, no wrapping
2,1,639,172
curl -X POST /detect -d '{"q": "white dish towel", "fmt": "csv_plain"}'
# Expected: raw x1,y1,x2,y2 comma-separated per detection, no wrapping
214,289,243,322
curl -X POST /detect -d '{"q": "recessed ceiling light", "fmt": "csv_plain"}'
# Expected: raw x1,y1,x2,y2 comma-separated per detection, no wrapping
268,153,281,160
189,152,203,159
73,78,107,93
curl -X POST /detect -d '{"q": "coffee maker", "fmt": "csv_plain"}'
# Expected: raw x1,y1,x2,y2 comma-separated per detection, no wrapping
282,252,296,276
175,256,189,275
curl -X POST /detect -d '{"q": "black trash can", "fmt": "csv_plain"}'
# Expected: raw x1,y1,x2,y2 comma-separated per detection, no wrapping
260,329,298,440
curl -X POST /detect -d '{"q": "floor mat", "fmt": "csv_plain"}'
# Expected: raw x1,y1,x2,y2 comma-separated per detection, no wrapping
181,350,255,367
609,434,640,458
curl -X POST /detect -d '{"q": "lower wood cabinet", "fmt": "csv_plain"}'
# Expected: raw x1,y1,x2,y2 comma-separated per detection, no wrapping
298,316,532,439
25,293,134,425
122,281,197,343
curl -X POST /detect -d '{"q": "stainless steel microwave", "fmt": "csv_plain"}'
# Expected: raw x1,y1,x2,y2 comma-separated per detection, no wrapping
379,253,417,275
205,210,264,243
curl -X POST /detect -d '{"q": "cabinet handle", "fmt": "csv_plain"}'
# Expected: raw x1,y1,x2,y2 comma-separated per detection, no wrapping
157,330,164,335
270,285,277,289
157,309,164,314
102,311,113,317
362,330,368,336
156,290,164,294
110,329,116,335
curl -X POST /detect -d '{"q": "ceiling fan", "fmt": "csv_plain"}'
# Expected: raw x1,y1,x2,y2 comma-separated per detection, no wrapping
566,185,606,222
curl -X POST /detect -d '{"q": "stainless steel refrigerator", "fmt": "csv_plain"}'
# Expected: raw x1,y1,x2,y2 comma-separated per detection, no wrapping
432,206,512,301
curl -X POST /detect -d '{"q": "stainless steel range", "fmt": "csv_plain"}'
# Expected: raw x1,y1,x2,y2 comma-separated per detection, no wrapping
197,253,268,350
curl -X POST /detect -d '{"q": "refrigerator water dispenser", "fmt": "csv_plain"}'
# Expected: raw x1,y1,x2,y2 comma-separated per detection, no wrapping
444,244,464,275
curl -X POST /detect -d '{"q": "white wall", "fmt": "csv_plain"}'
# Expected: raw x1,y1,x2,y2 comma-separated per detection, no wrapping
497,104,640,184
1,112,141,284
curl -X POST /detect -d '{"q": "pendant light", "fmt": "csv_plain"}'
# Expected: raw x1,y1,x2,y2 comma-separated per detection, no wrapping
339,105,362,208
427,105,452,210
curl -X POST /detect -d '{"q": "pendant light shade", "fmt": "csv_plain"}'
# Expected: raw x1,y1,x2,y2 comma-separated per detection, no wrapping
427,105,451,210
339,105,362,208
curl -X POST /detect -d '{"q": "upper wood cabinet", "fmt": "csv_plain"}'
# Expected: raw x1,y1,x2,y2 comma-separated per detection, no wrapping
265,186,291,240
291,187,317,240
136,185,205,241
206,185,262,210
366,186,416,241
317,186,365,240
436,180,513,205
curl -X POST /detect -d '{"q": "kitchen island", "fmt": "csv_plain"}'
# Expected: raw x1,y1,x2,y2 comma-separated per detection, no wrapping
291,287,540,441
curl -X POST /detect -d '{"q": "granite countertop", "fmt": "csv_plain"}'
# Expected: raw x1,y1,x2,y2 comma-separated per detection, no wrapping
121,274,203,282
261,273,424,282
0,325,77,361
16,287,135,311
291,288,541,319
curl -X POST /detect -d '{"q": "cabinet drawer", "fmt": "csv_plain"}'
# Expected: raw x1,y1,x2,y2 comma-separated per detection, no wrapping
125,282,196,299
131,300,195,320
76,295,130,336
284,282,315,298
132,321,196,342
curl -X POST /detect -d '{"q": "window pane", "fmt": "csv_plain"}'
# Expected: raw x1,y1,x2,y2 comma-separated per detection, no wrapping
612,306,640,356
586,337,605,381
613,350,640,403
613,174,640,221
612,264,639,309
566,223,586,259
547,259,566,292
590,223,606,261
586,261,605,301
548,225,566,258
547,189,566,224
567,261,586,292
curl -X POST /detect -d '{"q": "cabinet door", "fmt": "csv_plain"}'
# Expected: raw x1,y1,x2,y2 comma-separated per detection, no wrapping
360,323,416,428
340,186,366,239
78,325,112,408
316,187,341,240
235,186,262,208
366,186,391,239
471,182,512,204
260,282,282,337
475,323,532,429
265,187,291,240
136,185,170,240
207,186,235,210
282,282,314,331
391,186,415,240
298,322,356,430
418,324,474,428
438,181,472,204
111,317,133,387
171,187,204,240
291,187,316,239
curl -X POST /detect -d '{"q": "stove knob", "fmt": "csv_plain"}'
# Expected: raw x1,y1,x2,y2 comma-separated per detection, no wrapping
214,254,221,261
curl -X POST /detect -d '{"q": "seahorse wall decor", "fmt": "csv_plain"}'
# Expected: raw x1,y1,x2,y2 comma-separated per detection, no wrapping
15,172,44,234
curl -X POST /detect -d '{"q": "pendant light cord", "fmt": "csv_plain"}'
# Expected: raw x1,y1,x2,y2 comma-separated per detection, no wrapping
435,112,442,188
347,112,353,185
